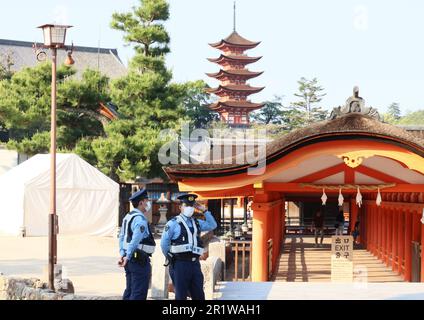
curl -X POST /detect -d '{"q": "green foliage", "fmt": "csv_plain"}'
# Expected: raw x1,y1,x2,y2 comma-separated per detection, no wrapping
82,0,217,181
388,102,401,119
0,50,14,80
0,0,222,183
181,80,218,129
396,110,424,125
0,62,109,156
290,77,328,125
111,0,170,74
250,98,285,125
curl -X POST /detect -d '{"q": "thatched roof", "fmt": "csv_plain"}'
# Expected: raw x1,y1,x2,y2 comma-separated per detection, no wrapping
164,113,424,180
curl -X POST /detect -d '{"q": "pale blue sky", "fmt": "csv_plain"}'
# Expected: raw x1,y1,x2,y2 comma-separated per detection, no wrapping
1,0,424,114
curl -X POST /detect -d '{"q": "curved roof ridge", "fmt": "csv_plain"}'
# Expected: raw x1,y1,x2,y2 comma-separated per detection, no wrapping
164,114,424,178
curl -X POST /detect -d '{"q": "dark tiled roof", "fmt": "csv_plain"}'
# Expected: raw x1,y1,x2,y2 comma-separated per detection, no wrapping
207,54,261,64
164,114,424,178
210,100,264,110
0,39,127,79
209,31,260,48
206,69,263,79
206,84,265,94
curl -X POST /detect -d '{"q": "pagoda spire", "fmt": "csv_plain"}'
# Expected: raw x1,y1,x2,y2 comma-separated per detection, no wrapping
233,1,236,32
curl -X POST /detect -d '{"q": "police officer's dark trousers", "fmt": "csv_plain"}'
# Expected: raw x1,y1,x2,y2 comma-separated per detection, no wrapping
170,259,205,300
123,259,151,300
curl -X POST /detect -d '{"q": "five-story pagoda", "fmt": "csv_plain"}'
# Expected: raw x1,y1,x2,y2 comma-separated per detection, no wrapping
206,10,264,127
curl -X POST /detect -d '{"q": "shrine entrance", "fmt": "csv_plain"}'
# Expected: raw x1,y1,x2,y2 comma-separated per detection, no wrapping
164,91,424,284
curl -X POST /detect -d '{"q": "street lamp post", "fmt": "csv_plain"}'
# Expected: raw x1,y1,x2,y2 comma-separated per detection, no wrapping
36,24,73,291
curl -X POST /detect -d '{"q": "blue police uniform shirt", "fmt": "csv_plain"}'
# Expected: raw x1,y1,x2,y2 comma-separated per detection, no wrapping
119,208,150,260
160,211,217,256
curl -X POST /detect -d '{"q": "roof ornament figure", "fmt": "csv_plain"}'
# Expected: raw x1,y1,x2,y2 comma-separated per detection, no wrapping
329,86,381,121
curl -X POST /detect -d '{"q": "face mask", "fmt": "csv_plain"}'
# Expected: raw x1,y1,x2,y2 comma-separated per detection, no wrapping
182,206,195,218
144,201,151,212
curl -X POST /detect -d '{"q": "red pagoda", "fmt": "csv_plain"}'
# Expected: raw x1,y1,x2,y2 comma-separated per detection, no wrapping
206,11,264,126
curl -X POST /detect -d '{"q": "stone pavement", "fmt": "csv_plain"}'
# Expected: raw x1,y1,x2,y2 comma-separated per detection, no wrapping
214,282,424,300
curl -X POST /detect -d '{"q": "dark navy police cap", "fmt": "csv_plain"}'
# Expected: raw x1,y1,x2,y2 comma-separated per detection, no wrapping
177,194,198,206
129,188,148,202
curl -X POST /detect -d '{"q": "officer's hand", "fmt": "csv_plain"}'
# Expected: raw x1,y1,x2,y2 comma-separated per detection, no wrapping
119,257,128,267
117,256,124,266
194,203,206,212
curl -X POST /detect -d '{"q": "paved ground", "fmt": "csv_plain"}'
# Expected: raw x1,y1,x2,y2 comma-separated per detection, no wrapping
215,282,424,300
0,236,125,296
215,235,424,300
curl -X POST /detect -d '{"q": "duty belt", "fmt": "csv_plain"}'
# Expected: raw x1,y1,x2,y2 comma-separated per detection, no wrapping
174,253,200,262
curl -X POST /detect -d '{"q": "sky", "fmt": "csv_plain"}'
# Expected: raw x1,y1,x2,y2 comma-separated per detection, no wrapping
1,0,424,114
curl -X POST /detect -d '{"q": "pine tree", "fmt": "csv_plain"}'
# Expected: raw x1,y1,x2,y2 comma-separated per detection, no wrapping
0,63,109,155
76,0,203,181
291,77,328,125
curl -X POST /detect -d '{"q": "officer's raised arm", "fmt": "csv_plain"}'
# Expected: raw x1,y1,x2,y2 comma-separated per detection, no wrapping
195,203,217,232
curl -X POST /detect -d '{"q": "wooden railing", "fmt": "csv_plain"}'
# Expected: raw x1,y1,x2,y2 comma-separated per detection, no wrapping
229,240,252,281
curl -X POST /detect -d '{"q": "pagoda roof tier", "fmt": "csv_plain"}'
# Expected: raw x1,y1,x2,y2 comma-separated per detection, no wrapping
208,54,261,65
206,84,265,95
209,100,265,111
206,69,263,80
209,31,260,50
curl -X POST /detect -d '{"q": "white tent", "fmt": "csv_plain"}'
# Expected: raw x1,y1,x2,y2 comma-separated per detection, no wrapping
0,153,119,237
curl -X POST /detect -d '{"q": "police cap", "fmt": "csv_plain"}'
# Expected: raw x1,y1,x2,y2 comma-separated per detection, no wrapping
177,193,198,206
129,188,148,202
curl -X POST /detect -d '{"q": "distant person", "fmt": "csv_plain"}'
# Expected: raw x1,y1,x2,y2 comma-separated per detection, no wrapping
335,209,345,235
352,220,360,245
312,209,324,247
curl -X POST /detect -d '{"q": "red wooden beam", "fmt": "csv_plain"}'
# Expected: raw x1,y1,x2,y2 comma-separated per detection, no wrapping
392,209,397,271
290,163,346,183
398,211,404,275
344,167,355,184
355,165,409,184
265,183,424,193
404,210,412,281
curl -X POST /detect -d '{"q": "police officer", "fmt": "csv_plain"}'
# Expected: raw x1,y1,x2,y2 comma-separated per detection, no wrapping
118,188,156,300
160,194,217,300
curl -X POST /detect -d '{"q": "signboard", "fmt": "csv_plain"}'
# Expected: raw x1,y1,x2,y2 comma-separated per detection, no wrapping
331,235,353,282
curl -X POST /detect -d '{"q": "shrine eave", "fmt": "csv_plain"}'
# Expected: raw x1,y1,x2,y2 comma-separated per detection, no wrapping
206,69,263,79
206,85,265,94
207,55,262,64
209,101,265,110
209,31,261,49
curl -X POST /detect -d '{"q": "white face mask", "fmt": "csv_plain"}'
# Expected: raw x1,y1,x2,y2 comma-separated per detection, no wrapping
144,201,151,213
182,206,195,218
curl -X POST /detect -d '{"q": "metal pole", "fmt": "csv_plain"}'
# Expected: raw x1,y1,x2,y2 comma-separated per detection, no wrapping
48,47,57,291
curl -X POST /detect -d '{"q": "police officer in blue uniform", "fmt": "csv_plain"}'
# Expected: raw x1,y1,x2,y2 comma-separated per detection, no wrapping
160,194,217,300
118,188,156,300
